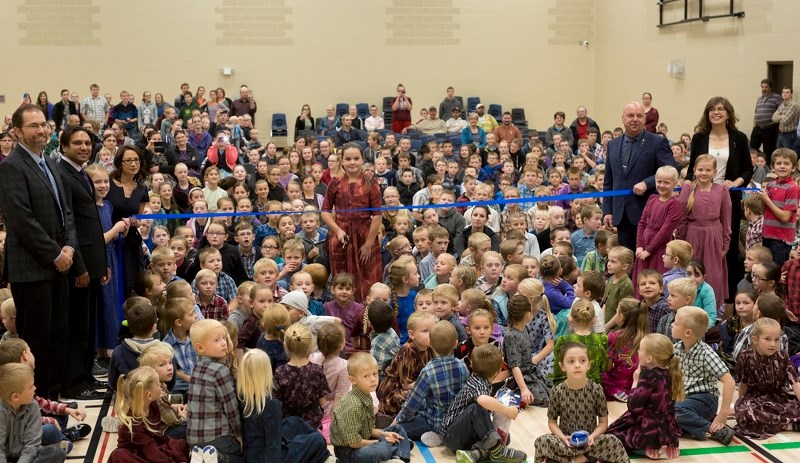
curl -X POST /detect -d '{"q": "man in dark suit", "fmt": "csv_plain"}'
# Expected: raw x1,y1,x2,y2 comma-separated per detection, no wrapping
0,105,77,399
53,89,79,130
58,126,112,400
603,102,676,251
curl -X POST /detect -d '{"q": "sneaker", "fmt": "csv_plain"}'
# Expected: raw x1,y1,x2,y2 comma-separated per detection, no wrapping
59,440,73,455
62,423,92,442
92,360,108,376
190,446,204,463
710,425,735,446
101,416,120,433
455,449,485,463
421,431,443,447
613,391,629,402
324,457,338,463
202,445,219,463
488,443,527,463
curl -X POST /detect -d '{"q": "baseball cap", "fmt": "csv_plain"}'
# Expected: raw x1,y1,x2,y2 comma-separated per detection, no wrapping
281,290,310,316
476,103,485,109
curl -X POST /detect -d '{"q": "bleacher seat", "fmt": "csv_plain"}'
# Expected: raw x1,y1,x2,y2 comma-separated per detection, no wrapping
354,140,367,150
410,139,422,153
488,104,503,121
511,108,528,126
420,135,435,145
377,129,391,138
298,130,316,139
467,97,481,113
382,97,394,114
271,113,288,137
356,103,369,120
335,103,349,119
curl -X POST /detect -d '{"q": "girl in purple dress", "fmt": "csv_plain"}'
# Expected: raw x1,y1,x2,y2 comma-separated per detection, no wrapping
632,165,684,295
676,154,731,310
607,333,683,460
602,298,648,402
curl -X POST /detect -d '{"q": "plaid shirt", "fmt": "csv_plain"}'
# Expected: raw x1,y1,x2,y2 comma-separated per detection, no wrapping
330,386,375,447
395,355,468,434
441,374,492,434
732,324,789,361
193,271,237,305
370,329,401,377
163,329,198,391
647,297,671,334
580,249,605,273
662,268,688,298
782,258,800,319
197,294,228,321
80,95,109,124
186,355,241,445
239,246,257,280
674,340,728,396
35,395,68,426
746,216,763,250
517,183,538,211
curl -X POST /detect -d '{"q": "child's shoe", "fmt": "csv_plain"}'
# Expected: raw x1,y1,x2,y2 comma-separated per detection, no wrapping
488,442,527,463
613,391,629,402
101,416,119,433
59,440,73,455
190,446,204,463
455,449,486,463
710,425,735,446
202,445,219,463
62,423,92,441
421,431,443,447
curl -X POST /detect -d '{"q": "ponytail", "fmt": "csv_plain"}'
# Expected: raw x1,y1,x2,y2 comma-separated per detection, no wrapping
667,353,685,401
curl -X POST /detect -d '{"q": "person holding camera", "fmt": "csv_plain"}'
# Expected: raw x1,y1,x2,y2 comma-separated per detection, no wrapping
391,83,413,134
202,130,240,178
144,131,177,174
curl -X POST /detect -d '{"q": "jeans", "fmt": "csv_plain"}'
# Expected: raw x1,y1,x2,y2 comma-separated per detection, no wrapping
443,403,501,452
763,237,791,267
675,392,718,439
282,416,331,463
396,414,431,441
334,424,411,463
778,131,797,149
41,406,71,445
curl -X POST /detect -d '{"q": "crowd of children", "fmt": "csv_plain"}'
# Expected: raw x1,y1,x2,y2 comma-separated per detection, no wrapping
4,122,800,463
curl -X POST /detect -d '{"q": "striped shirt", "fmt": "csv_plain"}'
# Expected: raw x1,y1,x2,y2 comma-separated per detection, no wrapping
763,176,799,244
754,92,781,127
395,355,469,435
674,340,728,396
440,374,492,434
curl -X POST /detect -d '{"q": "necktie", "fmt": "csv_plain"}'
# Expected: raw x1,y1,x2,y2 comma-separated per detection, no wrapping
38,158,64,222
80,169,93,192
621,138,635,174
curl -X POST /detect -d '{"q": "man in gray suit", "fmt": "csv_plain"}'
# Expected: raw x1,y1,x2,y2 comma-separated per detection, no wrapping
0,105,77,399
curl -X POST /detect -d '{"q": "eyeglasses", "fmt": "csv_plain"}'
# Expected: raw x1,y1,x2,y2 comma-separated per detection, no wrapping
262,245,278,250
237,232,253,237
207,231,226,236
23,123,49,130
121,158,140,165
708,106,727,113
751,274,769,282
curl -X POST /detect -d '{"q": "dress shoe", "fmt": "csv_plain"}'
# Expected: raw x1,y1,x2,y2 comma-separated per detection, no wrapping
92,360,108,376
61,385,111,401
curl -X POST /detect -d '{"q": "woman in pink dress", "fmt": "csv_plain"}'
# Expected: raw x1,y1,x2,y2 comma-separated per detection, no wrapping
632,165,684,295
321,143,383,302
676,154,732,309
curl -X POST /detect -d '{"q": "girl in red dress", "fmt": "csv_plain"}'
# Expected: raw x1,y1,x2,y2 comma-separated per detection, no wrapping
321,143,383,302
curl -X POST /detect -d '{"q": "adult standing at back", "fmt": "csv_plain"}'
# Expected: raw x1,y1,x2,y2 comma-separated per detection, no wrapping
642,92,659,133
772,86,800,150
603,102,675,251
570,106,600,149
391,83,413,134
751,79,782,163
230,84,257,124
80,83,109,127
684,96,752,303
0,104,77,399
57,126,110,400
438,86,463,120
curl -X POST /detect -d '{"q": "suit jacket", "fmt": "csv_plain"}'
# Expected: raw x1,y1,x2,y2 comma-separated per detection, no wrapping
58,160,107,279
0,145,77,282
602,130,675,226
53,100,79,129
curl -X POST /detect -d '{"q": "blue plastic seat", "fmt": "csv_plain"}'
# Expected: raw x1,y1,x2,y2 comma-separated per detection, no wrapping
271,113,288,137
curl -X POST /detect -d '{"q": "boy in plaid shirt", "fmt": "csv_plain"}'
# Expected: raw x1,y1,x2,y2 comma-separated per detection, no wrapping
193,247,237,303
441,343,526,463
187,319,242,462
367,301,400,382
394,321,468,445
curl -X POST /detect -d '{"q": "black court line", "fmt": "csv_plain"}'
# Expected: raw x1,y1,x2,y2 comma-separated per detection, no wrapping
82,394,113,463
737,434,785,463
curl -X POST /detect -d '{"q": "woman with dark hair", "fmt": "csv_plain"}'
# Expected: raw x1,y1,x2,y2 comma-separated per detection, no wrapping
453,206,500,256
294,103,315,139
166,129,200,178
684,96,753,303
36,91,54,121
216,87,233,110
642,92,659,133
107,146,149,293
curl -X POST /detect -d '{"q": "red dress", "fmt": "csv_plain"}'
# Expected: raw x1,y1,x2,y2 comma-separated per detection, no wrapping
632,194,684,296
322,173,382,302
109,403,189,463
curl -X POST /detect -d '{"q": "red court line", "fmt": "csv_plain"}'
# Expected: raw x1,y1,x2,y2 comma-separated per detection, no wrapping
94,408,115,463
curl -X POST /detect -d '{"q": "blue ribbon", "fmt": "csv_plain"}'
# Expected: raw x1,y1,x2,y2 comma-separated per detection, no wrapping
134,186,758,220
